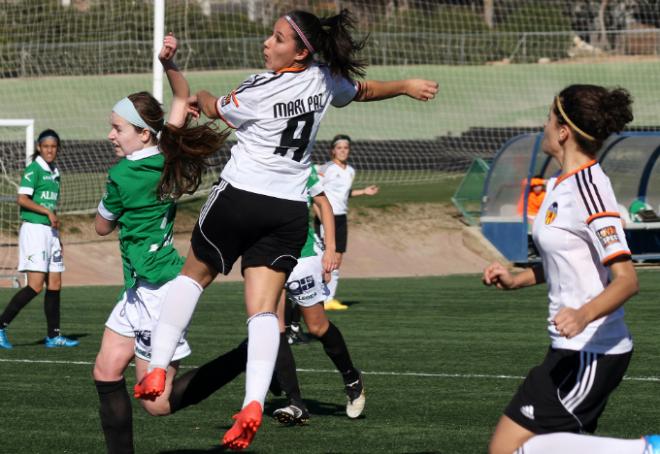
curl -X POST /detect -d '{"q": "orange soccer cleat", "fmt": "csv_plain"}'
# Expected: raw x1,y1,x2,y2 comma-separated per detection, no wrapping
222,400,263,451
133,368,166,400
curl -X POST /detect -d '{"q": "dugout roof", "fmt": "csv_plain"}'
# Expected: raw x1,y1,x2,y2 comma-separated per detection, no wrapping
481,132,660,262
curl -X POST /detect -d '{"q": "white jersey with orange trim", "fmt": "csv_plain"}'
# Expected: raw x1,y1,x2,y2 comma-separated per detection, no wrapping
215,64,359,202
316,161,355,215
532,161,633,354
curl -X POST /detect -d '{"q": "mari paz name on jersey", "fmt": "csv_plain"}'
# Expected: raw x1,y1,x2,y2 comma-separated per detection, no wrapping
273,93,326,118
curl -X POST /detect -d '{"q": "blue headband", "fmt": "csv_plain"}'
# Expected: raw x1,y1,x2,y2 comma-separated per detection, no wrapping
112,97,157,133
38,133,59,144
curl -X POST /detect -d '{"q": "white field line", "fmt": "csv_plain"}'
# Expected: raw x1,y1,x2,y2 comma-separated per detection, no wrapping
1,357,659,383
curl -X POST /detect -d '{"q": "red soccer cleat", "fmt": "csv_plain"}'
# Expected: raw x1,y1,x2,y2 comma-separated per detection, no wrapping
133,368,166,400
222,400,263,451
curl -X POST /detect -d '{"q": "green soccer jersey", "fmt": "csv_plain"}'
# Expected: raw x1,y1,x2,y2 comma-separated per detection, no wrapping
98,146,183,290
299,166,325,259
18,156,60,225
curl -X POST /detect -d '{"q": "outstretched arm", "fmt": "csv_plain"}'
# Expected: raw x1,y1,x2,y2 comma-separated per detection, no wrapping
159,33,190,128
355,79,438,102
351,185,379,197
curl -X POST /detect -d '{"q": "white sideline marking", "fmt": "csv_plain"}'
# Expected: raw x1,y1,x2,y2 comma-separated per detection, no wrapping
1,358,659,383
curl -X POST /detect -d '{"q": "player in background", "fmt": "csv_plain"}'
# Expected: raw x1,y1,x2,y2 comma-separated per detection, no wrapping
316,134,379,310
271,165,365,425
484,85,660,454
135,9,437,451
0,129,78,349
92,34,247,454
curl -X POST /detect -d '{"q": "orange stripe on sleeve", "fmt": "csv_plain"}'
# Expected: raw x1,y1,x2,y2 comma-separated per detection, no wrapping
586,211,620,225
214,101,237,129
602,250,632,265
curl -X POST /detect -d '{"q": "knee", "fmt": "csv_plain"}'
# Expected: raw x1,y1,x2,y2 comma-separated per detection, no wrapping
139,399,171,417
93,355,126,382
306,320,329,337
28,283,44,294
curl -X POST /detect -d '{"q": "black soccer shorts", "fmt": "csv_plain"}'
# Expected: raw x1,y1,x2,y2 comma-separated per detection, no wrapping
191,180,308,276
504,346,632,434
314,214,348,253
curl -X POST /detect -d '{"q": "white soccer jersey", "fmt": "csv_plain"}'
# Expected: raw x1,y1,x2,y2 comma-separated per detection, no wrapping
216,64,359,202
532,161,633,354
317,161,355,215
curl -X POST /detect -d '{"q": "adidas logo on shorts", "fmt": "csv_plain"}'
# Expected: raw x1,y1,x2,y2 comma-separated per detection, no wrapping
520,405,535,420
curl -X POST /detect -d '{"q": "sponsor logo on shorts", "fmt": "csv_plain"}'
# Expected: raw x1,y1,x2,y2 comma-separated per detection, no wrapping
596,225,620,248
520,405,535,420
545,202,558,225
287,276,315,296
52,250,63,263
136,330,151,348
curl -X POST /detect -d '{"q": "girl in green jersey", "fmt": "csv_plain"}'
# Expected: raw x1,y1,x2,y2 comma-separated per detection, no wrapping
92,34,243,454
0,129,78,349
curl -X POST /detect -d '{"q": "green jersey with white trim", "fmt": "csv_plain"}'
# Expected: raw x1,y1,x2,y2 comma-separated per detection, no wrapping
98,146,183,289
300,166,325,258
18,156,60,225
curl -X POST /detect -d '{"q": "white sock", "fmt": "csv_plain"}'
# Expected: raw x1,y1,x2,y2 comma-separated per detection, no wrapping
149,275,203,371
518,433,647,454
242,312,279,409
325,269,340,301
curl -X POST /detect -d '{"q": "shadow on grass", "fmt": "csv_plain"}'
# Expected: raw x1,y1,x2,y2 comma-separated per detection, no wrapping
14,332,89,347
264,397,356,419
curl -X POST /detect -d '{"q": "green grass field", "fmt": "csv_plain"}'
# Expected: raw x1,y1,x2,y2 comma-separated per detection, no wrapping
1,272,660,453
2,60,660,142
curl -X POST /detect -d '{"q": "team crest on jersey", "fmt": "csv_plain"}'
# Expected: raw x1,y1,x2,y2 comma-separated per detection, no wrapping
596,225,620,248
220,91,239,108
545,202,558,224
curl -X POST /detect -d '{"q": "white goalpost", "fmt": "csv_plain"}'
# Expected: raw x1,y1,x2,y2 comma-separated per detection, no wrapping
0,119,34,287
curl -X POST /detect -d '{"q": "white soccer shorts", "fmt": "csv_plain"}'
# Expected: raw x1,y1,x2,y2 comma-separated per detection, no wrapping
18,222,65,273
105,279,191,362
285,255,329,307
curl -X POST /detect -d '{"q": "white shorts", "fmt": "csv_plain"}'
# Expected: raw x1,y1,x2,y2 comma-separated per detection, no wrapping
105,280,191,362
285,255,329,308
18,222,65,273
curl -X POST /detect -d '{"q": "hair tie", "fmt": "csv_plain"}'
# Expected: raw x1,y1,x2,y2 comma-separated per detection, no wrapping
555,97,595,141
284,15,315,54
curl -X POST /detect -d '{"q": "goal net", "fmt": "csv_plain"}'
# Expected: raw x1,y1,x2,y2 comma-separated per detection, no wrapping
1,0,659,202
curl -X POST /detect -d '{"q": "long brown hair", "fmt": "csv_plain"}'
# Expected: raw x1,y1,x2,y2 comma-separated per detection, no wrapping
125,91,229,199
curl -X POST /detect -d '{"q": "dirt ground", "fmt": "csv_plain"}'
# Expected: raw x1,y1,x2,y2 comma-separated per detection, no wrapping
1,203,494,287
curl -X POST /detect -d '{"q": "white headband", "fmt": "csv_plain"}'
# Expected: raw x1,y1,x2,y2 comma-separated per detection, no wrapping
112,97,157,133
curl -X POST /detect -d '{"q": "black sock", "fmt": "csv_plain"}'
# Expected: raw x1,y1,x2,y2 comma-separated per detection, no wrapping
95,378,134,454
291,304,301,326
274,333,302,403
44,289,61,338
0,286,38,329
284,298,294,328
168,339,248,413
318,322,359,384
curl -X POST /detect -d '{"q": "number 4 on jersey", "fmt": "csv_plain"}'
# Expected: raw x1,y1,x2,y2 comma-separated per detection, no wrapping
274,111,315,162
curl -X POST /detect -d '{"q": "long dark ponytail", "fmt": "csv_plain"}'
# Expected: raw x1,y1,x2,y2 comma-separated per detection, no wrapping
124,91,229,200
287,9,367,80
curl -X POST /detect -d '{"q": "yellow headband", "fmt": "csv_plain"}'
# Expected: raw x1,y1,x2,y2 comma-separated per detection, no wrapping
555,97,596,141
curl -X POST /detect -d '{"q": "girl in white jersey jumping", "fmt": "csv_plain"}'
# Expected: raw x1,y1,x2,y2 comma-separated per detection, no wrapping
484,85,660,454
134,9,438,451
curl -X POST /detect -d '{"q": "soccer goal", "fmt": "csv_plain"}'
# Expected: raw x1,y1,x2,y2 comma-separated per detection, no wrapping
0,119,34,287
